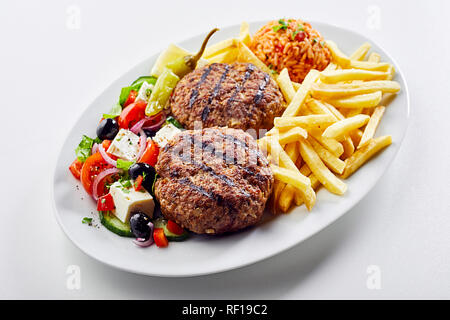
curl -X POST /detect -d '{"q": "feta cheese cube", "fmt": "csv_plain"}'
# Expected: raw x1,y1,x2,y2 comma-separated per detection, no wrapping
109,181,155,223
107,129,140,161
153,123,181,148
135,81,154,103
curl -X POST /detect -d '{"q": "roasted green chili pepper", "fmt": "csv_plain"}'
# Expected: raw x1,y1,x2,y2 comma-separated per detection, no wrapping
166,28,219,78
145,67,180,116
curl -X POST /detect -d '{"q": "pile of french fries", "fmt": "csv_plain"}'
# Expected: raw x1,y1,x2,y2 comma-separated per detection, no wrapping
260,38,400,213
156,22,401,213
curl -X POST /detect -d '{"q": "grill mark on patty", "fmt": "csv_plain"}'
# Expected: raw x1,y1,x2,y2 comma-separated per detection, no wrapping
226,64,256,108
216,132,268,165
177,177,236,212
188,65,213,109
186,135,269,183
201,64,231,122
171,146,251,198
254,73,270,105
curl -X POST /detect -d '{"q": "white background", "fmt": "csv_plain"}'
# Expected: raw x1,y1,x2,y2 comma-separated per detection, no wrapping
0,0,449,299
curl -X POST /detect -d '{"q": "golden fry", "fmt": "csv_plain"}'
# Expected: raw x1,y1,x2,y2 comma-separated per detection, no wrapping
270,165,316,211
367,52,381,63
341,135,392,179
350,42,371,61
299,138,347,195
203,38,237,59
236,41,273,75
277,68,296,103
309,129,344,157
358,106,386,149
277,127,308,145
325,91,382,109
274,114,336,130
282,70,320,117
311,81,401,98
322,115,370,140
308,136,346,174
238,21,251,46
320,69,389,84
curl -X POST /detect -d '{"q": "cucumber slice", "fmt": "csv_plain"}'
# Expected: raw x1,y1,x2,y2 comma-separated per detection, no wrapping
98,211,133,237
153,218,189,242
131,76,157,89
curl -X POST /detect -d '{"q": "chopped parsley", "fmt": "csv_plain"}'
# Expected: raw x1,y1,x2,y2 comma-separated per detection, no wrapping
82,217,93,225
291,24,305,40
117,159,134,171
272,19,289,32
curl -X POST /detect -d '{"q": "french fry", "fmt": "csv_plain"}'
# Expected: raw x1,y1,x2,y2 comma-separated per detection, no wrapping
277,68,296,103
309,129,344,157
341,135,392,179
236,41,273,75
299,138,347,195
322,115,370,140
274,114,336,130
270,180,285,213
265,137,316,210
324,62,338,72
320,69,389,83
207,48,238,64
292,82,302,91
270,165,316,211
358,106,386,149
239,21,251,46
349,128,363,146
285,142,299,162
350,42,371,61
325,91,382,109
311,81,401,98
367,52,381,63
348,60,392,72
306,98,334,116
282,69,320,116
277,142,299,212
325,40,351,67
203,38,237,59
308,136,345,174
326,40,392,71
277,127,308,145
341,137,355,160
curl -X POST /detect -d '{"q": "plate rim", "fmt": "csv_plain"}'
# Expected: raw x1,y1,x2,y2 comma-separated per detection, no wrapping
52,19,410,277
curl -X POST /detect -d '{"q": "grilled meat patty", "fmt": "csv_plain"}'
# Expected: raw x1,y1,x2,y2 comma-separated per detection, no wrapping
154,127,273,234
170,62,285,132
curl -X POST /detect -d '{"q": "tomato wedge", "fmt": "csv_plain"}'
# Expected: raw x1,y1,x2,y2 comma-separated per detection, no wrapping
139,140,160,166
167,220,184,235
118,100,147,129
153,228,169,248
124,90,137,107
97,193,115,211
80,152,111,195
69,159,83,179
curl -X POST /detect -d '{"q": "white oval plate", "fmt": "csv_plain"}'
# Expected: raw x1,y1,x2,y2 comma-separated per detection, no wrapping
53,21,409,277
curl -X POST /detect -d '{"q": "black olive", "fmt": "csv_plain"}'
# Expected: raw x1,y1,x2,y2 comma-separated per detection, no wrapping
130,212,152,240
96,118,119,140
143,129,158,138
128,162,156,193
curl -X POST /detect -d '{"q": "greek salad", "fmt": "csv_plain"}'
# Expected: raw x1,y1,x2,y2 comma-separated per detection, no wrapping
69,29,219,248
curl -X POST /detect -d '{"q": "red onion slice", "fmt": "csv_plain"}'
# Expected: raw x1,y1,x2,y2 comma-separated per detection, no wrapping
136,130,147,161
92,168,121,201
132,222,154,247
99,144,117,167
142,113,166,131
130,113,166,134
92,143,99,155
